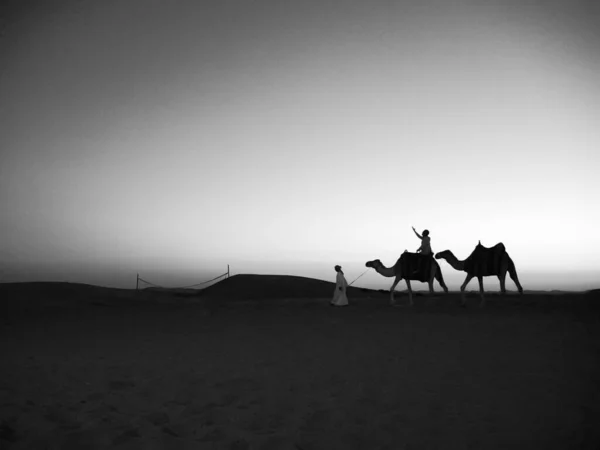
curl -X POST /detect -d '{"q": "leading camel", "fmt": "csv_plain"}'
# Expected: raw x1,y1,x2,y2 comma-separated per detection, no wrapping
365,251,448,306
435,241,523,307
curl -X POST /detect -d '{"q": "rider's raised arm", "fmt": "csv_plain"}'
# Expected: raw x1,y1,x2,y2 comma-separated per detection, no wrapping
412,227,422,240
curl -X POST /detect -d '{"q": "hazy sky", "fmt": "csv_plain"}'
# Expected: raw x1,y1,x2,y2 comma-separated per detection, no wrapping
1,0,599,291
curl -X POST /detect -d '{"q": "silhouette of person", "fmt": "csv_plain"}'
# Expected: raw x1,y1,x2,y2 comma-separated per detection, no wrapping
412,226,432,255
412,227,432,276
331,265,349,306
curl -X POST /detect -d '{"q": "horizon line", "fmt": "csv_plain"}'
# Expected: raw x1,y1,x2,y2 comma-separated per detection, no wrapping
1,276,598,294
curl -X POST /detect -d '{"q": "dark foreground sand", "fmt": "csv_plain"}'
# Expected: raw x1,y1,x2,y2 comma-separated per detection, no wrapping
1,279,599,449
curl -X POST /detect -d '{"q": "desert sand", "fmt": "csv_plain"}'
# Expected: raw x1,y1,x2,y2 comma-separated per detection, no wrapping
1,275,599,449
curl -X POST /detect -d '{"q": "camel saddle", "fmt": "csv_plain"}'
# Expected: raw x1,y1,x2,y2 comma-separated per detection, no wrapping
399,252,434,282
464,242,506,277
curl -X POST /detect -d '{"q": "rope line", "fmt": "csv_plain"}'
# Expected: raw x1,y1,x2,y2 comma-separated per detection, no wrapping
348,268,370,287
138,272,228,290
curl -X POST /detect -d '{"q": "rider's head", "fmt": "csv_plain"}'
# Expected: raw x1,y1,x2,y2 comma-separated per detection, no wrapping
423,229,430,237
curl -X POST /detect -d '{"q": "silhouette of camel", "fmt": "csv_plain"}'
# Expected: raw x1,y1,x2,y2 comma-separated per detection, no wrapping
366,251,448,306
435,241,523,307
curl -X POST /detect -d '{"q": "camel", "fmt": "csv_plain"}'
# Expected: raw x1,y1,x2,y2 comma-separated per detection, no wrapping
365,251,448,306
435,241,523,307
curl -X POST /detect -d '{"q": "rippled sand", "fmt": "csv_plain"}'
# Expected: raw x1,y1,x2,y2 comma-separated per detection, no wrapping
1,283,599,449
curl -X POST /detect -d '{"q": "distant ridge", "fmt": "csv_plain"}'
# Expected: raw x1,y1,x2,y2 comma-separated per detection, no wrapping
198,274,378,300
0,282,140,312
0,281,130,295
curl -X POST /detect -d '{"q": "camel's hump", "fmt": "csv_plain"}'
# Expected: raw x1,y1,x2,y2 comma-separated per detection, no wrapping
466,242,508,276
476,242,505,252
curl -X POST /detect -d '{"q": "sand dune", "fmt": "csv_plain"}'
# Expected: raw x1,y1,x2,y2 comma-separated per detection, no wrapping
1,277,599,449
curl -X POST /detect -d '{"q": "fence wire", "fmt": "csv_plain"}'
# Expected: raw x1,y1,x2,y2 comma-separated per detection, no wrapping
137,272,228,290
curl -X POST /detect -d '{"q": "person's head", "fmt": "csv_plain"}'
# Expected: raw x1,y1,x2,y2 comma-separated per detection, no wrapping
334,265,342,272
423,229,430,237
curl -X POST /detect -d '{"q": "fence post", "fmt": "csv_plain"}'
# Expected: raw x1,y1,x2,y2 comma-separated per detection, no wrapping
227,265,230,278
136,273,139,292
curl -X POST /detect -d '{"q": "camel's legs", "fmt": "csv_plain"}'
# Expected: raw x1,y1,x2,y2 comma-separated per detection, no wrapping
390,275,402,306
405,279,413,306
434,264,449,293
428,263,436,295
478,276,486,307
460,274,474,306
507,257,524,294
428,270,434,295
498,271,507,295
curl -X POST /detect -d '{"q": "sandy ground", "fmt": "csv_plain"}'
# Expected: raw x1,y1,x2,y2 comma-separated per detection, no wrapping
1,286,599,449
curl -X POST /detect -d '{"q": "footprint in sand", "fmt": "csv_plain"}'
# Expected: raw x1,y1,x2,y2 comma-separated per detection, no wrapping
112,428,140,445
215,377,261,392
86,392,105,402
245,413,285,434
299,409,331,433
144,411,170,427
61,429,99,448
213,377,261,408
217,393,240,407
229,438,251,450
258,436,300,450
181,402,217,419
108,380,136,391
43,406,82,431
0,419,18,445
198,426,227,442
161,425,179,437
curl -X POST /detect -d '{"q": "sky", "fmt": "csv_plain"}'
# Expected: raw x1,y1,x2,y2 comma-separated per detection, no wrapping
1,0,599,292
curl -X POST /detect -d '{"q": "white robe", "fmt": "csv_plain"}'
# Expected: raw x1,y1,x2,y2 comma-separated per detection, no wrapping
331,271,349,306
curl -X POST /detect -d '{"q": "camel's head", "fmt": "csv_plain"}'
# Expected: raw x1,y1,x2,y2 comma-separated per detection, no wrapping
435,250,450,260
365,259,381,268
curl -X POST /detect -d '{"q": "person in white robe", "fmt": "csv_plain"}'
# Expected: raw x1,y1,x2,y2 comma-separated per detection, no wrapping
331,265,349,306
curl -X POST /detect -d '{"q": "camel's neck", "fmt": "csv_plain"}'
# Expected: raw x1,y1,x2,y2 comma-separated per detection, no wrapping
373,264,396,278
441,251,465,271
